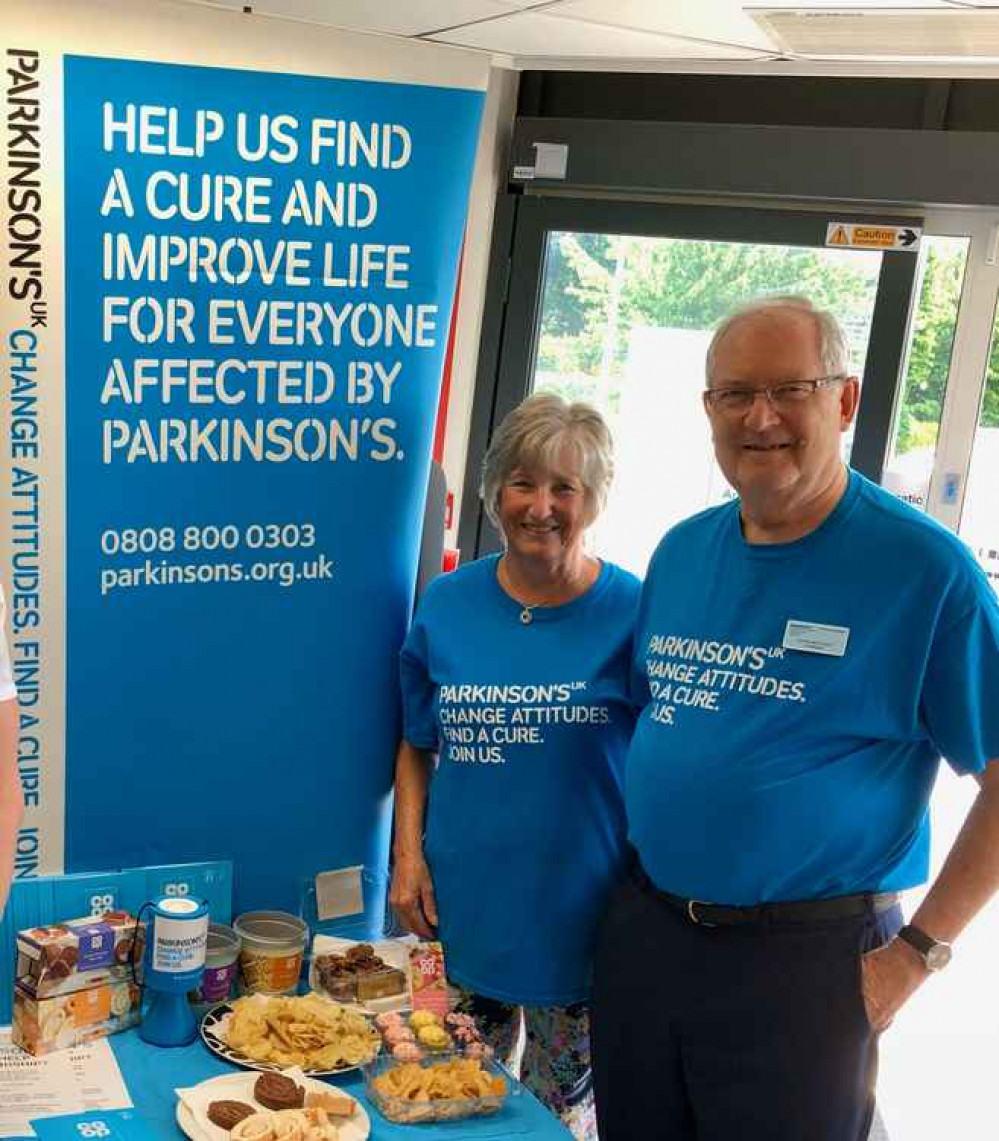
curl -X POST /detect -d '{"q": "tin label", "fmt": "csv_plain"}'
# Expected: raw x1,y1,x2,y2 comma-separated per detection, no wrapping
199,961,238,1003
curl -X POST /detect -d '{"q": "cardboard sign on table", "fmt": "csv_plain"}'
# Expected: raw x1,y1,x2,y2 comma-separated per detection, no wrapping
30,1111,155,1141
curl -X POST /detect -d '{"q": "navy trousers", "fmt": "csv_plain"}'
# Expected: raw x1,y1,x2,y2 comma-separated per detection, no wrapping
591,873,902,1141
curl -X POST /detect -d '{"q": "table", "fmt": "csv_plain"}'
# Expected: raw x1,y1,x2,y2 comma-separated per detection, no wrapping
22,1031,572,1141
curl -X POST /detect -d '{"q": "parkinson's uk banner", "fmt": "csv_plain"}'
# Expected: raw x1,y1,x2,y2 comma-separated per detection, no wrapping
1,7,484,915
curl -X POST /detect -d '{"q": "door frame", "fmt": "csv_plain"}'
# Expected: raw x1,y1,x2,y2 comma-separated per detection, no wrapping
917,208,999,531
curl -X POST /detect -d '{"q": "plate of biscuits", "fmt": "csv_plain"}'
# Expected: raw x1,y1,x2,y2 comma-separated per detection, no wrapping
201,993,380,1076
176,1069,370,1141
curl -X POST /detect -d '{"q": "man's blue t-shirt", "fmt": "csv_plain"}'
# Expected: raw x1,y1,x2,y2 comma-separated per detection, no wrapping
400,555,640,1006
627,470,999,905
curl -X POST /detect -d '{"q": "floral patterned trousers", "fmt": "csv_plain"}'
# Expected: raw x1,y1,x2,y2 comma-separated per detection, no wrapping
453,987,596,1141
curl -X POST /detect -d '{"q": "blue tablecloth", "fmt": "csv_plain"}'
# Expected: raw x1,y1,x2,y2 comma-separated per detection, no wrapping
104,1031,570,1141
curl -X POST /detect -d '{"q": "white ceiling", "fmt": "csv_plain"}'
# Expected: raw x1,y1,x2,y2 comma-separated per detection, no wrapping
184,1,999,71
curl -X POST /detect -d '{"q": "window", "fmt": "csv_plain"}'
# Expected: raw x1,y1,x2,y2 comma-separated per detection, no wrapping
882,237,969,513
533,231,881,572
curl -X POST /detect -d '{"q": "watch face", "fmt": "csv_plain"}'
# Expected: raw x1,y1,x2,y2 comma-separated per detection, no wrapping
926,943,953,971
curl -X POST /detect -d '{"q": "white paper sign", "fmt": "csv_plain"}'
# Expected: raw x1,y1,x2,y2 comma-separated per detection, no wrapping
533,142,569,179
0,1030,131,1139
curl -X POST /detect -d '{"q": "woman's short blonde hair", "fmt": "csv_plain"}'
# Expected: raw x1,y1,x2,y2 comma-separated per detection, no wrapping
480,392,615,530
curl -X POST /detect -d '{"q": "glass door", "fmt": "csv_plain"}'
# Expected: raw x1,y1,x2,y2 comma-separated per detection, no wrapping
862,207,999,1141
881,234,970,513
533,231,883,574
961,362,999,589
948,210,999,588
460,197,922,570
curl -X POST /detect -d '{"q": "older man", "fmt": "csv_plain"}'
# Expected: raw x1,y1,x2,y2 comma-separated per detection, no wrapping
591,297,999,1140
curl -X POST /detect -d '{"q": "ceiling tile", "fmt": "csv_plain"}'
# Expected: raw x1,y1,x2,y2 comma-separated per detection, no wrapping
202,0,516,36
431,10,770,56
554,0,778,51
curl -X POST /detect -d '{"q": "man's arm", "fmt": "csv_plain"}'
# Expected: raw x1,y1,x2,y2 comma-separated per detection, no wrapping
0,697,22,917
388,740,438,939
862,757,999,1030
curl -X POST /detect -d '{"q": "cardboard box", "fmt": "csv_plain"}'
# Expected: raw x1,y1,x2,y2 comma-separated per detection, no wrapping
16,912,145,999
12,978,141,1055
409,942,448,1016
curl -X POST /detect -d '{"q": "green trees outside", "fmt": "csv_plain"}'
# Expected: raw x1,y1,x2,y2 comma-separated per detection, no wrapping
537,232,997,451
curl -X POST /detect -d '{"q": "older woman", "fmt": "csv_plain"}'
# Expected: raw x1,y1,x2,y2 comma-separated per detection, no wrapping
390,393,639,1140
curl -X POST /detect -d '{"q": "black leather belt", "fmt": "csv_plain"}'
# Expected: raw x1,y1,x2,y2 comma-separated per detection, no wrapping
634,866,899,928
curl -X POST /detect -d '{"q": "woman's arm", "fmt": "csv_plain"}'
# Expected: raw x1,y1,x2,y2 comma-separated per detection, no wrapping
0,698,22,918
388,740,438,939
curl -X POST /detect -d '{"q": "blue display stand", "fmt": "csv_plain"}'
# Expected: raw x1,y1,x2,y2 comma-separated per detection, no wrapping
0,861,232,1024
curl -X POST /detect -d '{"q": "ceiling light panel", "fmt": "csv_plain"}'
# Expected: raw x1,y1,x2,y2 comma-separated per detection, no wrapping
752,1,955,7
753,8,999,57
432,10,768,55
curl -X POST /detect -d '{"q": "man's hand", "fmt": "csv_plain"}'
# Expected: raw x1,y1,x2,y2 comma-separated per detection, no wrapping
389,853,438,939
860,938,927,1032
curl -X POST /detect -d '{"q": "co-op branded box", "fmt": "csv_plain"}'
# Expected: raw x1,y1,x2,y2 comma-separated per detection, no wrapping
12,912,146,1055
15,912,145,998
12,977,142,1056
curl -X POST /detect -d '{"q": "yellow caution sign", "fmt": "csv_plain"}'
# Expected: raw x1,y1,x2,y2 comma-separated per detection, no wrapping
825,223,921,252
851,226,902,249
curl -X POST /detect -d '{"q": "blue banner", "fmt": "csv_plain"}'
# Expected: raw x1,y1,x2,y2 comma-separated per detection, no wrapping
62,56,483,913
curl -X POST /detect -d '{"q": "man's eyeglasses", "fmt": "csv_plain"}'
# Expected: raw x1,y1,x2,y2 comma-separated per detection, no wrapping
703,374,848,415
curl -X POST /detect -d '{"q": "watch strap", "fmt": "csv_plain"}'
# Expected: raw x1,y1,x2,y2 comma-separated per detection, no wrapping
897,924,936,958
897,923,953,972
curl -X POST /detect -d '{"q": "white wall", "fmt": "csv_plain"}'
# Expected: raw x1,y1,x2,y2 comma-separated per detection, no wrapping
9,0,491,87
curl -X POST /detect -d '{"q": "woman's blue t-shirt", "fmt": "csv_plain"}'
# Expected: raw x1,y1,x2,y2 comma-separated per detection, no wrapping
400,555,640,1006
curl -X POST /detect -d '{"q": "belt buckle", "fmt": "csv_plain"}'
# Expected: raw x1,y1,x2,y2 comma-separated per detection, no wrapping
687,899,714,926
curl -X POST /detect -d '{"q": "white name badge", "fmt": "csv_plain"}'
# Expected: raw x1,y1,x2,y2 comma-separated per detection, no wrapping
783,619,850,657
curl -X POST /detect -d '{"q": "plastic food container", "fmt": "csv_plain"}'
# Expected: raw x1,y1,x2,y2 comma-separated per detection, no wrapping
233,911,308,996
190,924,241,1012
364,1052,512,1124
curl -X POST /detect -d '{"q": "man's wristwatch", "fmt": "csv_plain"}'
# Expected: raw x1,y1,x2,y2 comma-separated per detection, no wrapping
897,924,953,972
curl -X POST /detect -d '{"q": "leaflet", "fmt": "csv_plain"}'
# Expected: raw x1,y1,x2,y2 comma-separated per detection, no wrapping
0,1031,131,1139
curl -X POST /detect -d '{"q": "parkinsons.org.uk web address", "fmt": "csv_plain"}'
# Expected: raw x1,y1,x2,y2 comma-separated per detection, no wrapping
99,553,333,596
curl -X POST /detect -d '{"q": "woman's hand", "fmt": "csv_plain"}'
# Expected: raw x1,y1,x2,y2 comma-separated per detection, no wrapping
390,852,439,939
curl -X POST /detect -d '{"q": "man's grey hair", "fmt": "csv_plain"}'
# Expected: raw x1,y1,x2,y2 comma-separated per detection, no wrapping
480,392,614,530
705,296,851,381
